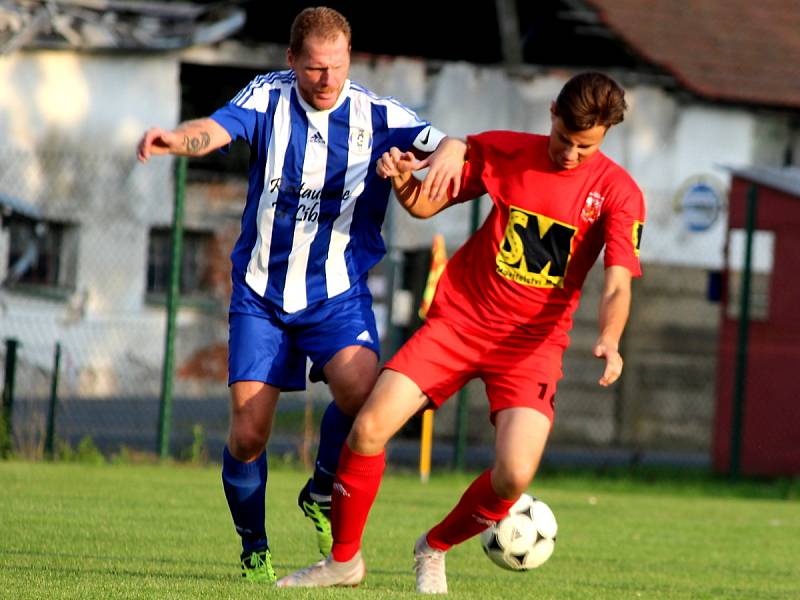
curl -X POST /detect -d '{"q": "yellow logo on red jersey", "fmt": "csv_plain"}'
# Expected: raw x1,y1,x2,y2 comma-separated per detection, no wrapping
496,206,576,288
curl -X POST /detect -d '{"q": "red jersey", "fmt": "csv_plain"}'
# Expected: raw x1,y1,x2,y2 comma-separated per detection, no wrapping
428,131,646,347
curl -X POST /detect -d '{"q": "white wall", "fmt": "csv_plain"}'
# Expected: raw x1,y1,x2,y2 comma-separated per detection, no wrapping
0,50,178,150
0,51,183,389
0,51,180,315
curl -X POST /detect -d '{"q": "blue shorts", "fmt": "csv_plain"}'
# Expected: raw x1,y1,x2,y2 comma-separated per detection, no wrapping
228,275,380,390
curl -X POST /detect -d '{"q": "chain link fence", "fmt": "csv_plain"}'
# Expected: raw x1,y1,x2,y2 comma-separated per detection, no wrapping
1,147,722,469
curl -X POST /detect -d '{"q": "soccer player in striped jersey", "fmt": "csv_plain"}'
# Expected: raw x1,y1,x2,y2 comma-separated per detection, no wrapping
136,7,460,583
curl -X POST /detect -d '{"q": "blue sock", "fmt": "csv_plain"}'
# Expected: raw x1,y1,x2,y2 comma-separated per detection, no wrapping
222,446,268,554
311,402,354,497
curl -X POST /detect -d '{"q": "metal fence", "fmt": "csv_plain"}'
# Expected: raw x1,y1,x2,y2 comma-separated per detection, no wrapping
0,148,728,470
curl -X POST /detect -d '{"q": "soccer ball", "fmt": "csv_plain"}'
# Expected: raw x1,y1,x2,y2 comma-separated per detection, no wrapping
479,493,558,571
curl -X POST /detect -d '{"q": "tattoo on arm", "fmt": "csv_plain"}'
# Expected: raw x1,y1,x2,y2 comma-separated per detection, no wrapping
182,132,211,154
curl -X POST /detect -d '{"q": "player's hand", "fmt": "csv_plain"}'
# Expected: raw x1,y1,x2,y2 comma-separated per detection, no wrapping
593,338,623,387
376,147,420,179
419,137,466,203
137,127,176,163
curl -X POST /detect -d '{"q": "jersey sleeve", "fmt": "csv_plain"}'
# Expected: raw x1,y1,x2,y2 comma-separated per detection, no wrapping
383,100,446,154
602,181,646,277
449,133,495,203
210,103,256,146
209,75,275,146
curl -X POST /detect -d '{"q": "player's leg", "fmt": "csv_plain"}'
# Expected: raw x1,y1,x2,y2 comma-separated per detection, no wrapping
278,317,474,588
294,281,381,555
223,309,306,582
223,381,280,582
297,345,379,555
490,406,551,499
414,407,550,593
276,369,430,588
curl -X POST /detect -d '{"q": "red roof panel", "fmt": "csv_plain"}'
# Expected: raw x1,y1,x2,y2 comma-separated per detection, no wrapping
586,0,800,108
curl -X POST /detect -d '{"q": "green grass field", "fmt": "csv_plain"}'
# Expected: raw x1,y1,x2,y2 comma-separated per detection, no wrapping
1,460,798,599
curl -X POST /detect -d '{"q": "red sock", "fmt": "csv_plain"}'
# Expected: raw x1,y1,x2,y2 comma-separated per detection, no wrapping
426,469,515,551
330,443,386,562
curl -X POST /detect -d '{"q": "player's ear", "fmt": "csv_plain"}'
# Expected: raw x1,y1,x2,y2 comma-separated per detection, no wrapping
287,48,294,69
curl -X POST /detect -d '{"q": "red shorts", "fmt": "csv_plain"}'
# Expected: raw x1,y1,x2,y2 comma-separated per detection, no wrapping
384,317,564,423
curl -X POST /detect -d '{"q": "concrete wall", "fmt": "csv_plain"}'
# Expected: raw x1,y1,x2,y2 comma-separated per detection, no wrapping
0,50,187,397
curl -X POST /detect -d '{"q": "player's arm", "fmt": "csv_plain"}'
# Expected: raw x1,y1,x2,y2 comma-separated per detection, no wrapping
376,138,467,218
593,265,633,387
137,118,232,163
419,137,468,202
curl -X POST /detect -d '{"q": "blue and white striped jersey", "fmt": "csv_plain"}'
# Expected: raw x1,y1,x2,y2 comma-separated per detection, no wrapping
211,70,445,313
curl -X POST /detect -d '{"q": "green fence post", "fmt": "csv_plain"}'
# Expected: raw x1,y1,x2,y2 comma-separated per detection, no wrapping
730,184,758,479
45,342,61,459
158,156,187,459
2,338,19,458
453,198,482,470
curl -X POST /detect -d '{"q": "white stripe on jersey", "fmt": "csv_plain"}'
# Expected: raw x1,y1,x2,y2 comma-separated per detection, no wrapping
324,94,373,298
233,71,293,110
244,85,293,296
282,111,329,313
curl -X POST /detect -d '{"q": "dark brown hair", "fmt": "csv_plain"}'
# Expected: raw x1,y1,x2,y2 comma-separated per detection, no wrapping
553,72,627,131
289,7,352,56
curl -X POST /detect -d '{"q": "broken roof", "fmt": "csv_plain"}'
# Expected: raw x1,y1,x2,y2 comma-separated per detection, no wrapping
0,0,245,53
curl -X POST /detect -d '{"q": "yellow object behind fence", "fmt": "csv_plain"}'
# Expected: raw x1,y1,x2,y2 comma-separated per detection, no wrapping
419,408,434,483
418,233,448,320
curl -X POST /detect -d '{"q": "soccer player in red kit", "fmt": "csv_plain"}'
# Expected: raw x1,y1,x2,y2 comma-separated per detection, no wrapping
278,71,646,592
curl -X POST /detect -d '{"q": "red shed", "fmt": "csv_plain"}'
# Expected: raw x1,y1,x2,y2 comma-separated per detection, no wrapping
713,166,800,476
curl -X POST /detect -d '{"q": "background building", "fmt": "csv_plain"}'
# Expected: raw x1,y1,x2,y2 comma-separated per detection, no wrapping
1,0,798,467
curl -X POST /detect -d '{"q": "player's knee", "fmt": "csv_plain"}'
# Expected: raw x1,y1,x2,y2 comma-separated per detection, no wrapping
228,426,268,460
347,413,390,454
492,467,534,499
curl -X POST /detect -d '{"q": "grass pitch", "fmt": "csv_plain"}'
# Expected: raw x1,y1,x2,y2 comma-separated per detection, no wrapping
1,460,798,599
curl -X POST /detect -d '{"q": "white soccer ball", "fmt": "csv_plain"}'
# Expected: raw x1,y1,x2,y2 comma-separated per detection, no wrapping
479,493,558,571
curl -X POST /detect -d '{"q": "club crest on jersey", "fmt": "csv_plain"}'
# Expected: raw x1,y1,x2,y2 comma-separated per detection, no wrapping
581,191,604,223
349,127,372,155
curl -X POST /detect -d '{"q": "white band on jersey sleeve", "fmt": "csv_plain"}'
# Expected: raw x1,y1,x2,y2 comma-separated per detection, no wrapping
412,126,447,154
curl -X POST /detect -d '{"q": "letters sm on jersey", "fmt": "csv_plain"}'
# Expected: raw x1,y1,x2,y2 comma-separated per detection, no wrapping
496,207,577,288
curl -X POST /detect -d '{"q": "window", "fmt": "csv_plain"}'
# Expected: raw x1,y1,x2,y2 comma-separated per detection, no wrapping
3,216,75,291
147,228,215,298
